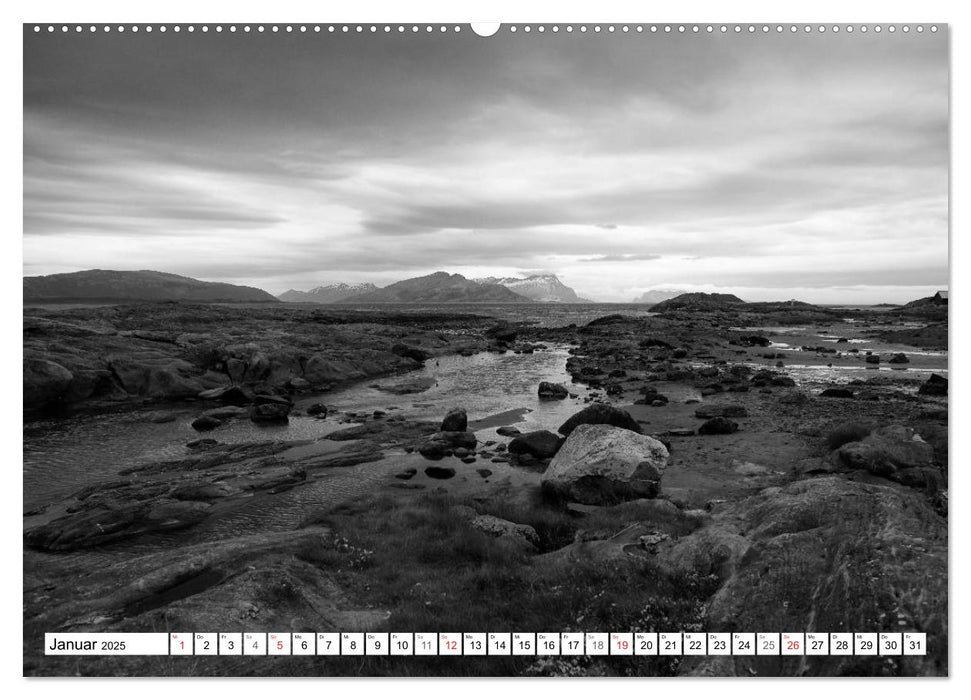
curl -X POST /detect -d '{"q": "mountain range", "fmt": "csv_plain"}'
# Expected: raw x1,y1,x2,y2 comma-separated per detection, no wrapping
631,289,686,304
278,283,379,303
281,273,592,304
473,274,592,303
23,270,277,303
340,272,527,303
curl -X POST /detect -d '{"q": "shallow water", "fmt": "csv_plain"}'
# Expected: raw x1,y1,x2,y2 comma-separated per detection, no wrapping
22,347,590,514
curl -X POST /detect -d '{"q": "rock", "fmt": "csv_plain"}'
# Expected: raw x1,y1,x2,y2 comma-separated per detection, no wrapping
538,381,569,400
836,425,936,478
146,411,178,423
197,385,252,406
471,515,539,549
419,441,449,460
107,357,204,400
374,376,437,395
865,354,881,365
558,403,642,437
440,408,468,432
23,358,74,408
288,377,311,391
249,402,290,424
424,466,456,480
507,430,564,459
485,324,518,343
698,417,738,435
888,353,910,364
476,468,493,478
820,388,854,398
770,375,796,387
541,424,668,505
672,348,688,359
391,342,430,363
694,404,748,419
666,428,695,437
496,426,521,437
191,415,223,431
24,500,212,551
253,393,292,406
431,431,477,449
394,468,418,480
918,374,948,396
307,403,328,417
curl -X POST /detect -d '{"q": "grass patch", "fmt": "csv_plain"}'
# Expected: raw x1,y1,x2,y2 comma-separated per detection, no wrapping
288,489,715,676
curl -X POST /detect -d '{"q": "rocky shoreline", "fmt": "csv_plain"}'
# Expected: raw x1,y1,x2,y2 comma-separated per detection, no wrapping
23,303,948,677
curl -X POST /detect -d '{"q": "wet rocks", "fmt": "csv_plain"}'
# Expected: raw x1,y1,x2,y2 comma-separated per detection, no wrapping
698,417,738,435
820,388,854,399
249,402,291,424
558,403,642,437
191,415,223,431
496,426,521,437
542,424,668,505
440,408,468,432
918,373,948,396
507,430,564,459
197,385,251,406
888,353,910,364
24,500,212,551
485,323,518,343
418,430,478,460
694,404,747,419
865,353,881,365
537,381,569,400
424,465,456,480
307,403,328,417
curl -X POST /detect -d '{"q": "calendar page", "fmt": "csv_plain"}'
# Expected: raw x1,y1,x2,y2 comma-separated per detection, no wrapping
21,17,948,679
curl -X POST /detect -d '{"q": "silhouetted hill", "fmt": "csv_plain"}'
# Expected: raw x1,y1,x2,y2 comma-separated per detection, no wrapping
23,270,277,303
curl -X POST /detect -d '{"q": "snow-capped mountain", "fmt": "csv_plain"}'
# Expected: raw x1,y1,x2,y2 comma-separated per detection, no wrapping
475,274,592,303
278,282,379,303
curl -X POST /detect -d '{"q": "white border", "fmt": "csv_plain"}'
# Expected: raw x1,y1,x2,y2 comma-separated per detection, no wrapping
4,0,964,698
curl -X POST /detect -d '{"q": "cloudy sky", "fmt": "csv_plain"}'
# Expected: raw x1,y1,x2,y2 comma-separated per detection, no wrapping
24,25,948,303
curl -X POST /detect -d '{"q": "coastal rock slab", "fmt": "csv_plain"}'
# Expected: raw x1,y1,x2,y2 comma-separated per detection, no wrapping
542,424,668,505
836,425,936,478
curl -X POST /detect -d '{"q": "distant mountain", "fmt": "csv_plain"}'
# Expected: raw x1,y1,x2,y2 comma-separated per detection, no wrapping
632,289,687,305
23,269,277,303
278,283,379,303
342,272,529,303
650,292,746,312
475,274,592,303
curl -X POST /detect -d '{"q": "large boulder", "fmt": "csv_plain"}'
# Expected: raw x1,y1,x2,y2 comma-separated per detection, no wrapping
23,358,74,408
537,382,569,400
558,403,642,437
836,425,936,478
507,430,563,459
541,424,668,505
918,374,948,397
440,408,468,432
107,357,203,400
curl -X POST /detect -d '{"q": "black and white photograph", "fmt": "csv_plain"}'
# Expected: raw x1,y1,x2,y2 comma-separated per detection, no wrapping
21,15,950,680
